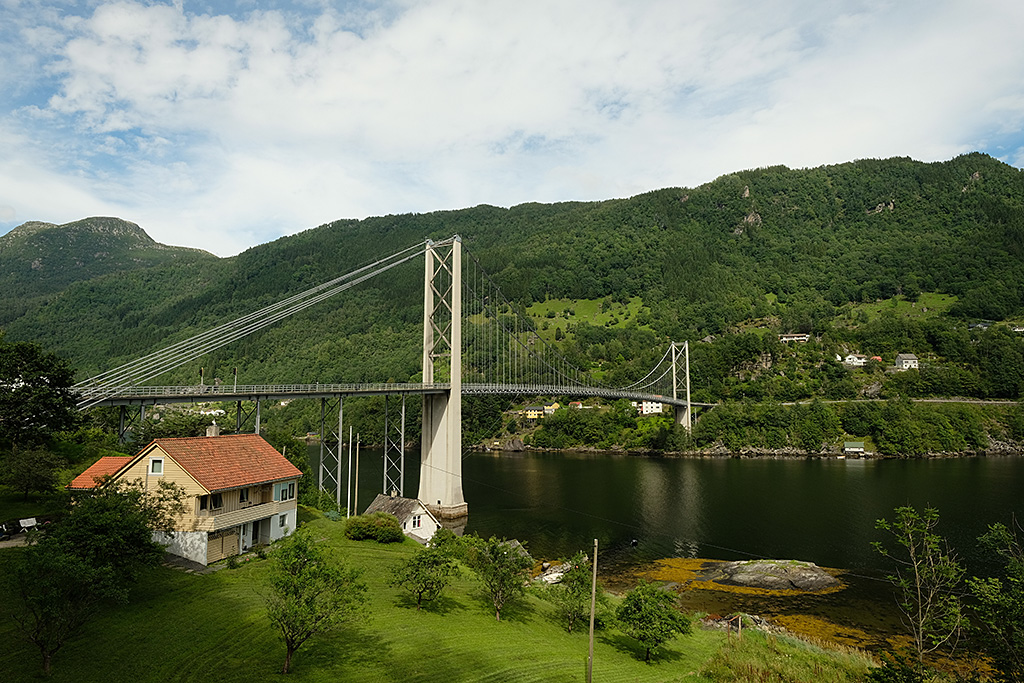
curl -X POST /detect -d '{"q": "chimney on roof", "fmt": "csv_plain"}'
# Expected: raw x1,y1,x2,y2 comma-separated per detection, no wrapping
389,488,398,498
207,421,220,437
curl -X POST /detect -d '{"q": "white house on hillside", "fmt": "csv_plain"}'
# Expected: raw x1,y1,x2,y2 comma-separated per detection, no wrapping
895,353,919,370
631,400,664,415
363,493,442,544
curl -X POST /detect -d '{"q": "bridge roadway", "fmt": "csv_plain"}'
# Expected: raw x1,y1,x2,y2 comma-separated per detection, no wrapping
77,382,713,409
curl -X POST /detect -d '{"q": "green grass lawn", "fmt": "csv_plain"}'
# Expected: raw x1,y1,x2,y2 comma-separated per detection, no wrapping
0,512,874,682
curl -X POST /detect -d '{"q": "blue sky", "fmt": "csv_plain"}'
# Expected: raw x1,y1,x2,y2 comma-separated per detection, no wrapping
2,0,1023,256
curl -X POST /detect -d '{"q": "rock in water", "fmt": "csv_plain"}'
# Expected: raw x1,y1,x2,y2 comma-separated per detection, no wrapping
703,560,839,591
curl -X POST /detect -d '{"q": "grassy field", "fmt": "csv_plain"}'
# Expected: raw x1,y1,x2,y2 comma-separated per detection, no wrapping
0,511,875,682
525,297,653,343
835,292,958,326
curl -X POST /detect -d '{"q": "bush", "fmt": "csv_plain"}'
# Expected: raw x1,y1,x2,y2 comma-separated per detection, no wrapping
344,512,404,543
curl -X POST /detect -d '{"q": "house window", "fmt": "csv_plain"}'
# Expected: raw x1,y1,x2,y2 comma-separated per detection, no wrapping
411,514,422,529
279,514,287,529
149,457,164,475
199,495,209,511
274,482,296,502
239,488,249,504
211,493,223,509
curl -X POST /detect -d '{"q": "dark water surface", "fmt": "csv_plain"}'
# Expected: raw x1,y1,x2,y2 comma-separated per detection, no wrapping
314,446,1024,649
321,448,1024,651
321,447,1024,572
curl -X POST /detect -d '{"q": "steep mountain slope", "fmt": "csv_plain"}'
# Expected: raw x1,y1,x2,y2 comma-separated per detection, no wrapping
0,217,217,325
1,154,1022,386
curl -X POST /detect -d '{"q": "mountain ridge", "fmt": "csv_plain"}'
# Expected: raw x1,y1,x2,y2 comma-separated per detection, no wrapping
0,216,217,307
1,153,1022,390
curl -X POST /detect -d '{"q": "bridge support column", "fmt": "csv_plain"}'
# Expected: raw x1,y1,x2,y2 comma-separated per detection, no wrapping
117,405,145,444
672,341,692,432
418,238,468,520
383,394,406,497
317,397,344,511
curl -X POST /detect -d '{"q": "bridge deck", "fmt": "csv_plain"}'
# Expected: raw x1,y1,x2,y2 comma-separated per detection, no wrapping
77,382,712,408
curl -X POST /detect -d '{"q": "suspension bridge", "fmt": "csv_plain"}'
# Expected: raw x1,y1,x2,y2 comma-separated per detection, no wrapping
73,236,710,520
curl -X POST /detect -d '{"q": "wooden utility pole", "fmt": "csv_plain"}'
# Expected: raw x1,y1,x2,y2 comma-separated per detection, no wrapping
587,538,598,683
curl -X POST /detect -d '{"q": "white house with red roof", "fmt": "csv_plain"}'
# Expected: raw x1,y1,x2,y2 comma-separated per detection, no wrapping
69,433,302,566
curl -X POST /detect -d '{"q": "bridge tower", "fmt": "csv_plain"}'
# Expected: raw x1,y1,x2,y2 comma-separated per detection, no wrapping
672,341,692,432
418,237,468,520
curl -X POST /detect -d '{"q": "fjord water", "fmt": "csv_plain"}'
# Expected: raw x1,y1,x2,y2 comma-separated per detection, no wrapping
325,447,1024,573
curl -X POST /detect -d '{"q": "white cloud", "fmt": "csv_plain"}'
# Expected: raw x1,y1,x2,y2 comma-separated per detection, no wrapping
1,0,1023,255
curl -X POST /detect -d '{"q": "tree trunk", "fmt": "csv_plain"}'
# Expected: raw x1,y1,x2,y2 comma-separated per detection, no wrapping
43,652,52,676
645,647,652,663
283,646,294,674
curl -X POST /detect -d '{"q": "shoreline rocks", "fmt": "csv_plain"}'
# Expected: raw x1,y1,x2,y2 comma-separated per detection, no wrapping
699,559,840,592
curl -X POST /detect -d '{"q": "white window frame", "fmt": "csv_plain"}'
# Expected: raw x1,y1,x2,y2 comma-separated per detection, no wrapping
239,488,249,504
149,457,164,476
412,514,422,529
274,481,296,502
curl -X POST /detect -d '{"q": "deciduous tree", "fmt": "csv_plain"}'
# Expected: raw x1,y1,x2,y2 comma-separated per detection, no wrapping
465,535,532,622
11,543,113,676
0,447,62,500
264,528,367,673
389,546,458,610
10,478,186,675
616,580,690,662
0,338,78,450
873,506,965,667
549,550,600,634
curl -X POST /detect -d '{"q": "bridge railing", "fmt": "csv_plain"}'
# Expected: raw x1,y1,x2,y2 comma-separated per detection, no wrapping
77,381,708,408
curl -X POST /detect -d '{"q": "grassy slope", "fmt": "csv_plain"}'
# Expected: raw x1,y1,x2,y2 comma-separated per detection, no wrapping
0,513,872,682
525,297,653,343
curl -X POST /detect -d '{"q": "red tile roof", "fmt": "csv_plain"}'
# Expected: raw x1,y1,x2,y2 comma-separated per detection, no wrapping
68,456,132,490
148,434,303,493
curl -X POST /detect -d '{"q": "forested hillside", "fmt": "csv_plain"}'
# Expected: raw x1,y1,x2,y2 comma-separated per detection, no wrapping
0,217,216,326
2,153,1023,448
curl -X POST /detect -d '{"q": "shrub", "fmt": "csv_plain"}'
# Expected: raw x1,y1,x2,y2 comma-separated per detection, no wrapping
344,512,404,543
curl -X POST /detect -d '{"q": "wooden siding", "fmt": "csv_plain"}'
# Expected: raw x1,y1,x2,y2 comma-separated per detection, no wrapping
117,446,206,530
206,528,239,564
